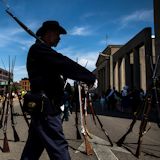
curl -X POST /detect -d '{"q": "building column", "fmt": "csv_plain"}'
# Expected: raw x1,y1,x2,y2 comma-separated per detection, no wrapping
144,31,152,89
105,60,110,91
118,59,122,91
114,62,119,90
125,54,132,88
139,46,146,91
110,55,114,89
120,58,126,90
133,48,140,89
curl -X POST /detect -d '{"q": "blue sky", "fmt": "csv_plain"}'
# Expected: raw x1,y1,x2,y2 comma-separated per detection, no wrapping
0,0,153,82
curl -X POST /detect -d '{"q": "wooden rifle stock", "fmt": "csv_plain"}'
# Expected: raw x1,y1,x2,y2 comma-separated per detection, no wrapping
83,133,93,155
78,83,93,155
87,93,96,125
89,103,96,125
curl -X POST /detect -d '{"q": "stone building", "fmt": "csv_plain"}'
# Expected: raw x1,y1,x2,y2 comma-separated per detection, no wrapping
95,27,155,95
95,0,160,96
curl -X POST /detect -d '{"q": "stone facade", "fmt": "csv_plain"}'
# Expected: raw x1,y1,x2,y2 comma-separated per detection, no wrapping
95,28,155,95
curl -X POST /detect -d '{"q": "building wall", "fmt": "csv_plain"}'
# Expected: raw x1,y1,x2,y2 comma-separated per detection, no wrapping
19,78,30,91
95,28,154,95
0,68,13,94
95,45,122,95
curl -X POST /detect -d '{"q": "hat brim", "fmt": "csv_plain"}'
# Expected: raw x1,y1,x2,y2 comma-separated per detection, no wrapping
36,25,67,37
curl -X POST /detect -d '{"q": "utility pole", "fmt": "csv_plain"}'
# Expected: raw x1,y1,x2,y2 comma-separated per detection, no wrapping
154,0,160,74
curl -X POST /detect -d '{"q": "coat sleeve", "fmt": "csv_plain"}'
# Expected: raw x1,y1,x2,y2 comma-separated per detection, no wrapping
33,43,96,85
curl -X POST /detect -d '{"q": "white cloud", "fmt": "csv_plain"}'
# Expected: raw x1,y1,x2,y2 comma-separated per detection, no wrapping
69,26,92,36
119,9,153,28
0,26,34,49
58,46,98,71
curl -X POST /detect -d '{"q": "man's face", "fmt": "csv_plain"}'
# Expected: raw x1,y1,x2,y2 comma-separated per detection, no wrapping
44,30,61,47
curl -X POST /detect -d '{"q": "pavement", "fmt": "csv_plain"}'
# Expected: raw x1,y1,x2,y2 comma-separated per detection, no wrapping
0,99,160,160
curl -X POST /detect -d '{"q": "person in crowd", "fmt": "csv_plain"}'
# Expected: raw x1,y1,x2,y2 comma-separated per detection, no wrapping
62,83,72,122
121,85,129,112
106,87,117,111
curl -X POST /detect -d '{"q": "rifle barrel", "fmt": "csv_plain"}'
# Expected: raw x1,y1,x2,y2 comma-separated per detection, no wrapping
6,9,44,43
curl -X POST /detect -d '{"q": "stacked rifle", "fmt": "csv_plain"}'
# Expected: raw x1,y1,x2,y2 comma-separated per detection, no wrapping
0,57,20,152
116,56,160,158
0,57,30,153
74,82,113,155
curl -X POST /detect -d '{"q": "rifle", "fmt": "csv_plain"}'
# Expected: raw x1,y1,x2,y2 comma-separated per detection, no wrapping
5,9,44,43
14,87,30,127
88,93,113,147
78,83,93,155
2,97,10,152
73,82,81,139
0,96,7,128
10,97,20,142
135,56,160,157
87,93,96,125
81,85,92,138
75,103,81,140
2,57,12,152
116,100,144,147
135,95,152,158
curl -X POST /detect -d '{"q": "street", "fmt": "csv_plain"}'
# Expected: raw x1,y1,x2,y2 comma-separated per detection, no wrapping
0,99,160,160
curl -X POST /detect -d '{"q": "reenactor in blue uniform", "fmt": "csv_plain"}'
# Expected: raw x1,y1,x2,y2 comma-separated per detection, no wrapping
20,21,96,160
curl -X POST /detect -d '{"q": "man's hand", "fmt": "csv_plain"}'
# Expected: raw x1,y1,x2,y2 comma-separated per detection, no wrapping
93,79,98,89
88,79,98,90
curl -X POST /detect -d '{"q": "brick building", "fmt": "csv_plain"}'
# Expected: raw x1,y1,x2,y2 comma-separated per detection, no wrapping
19,78,30,91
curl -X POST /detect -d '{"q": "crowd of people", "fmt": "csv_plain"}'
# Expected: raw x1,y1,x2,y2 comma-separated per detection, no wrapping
93,85,146,115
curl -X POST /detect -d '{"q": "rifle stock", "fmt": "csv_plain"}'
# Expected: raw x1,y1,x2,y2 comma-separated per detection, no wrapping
78,83,93,155
2,100,10,152
83,133,93,155
96,113,113,146
2,132,10,152
116,99,144,147
0,99,6,128
12,126,20,142
87,93,96,125
116,119,136,147
75,112,81,139
135,96,152,158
